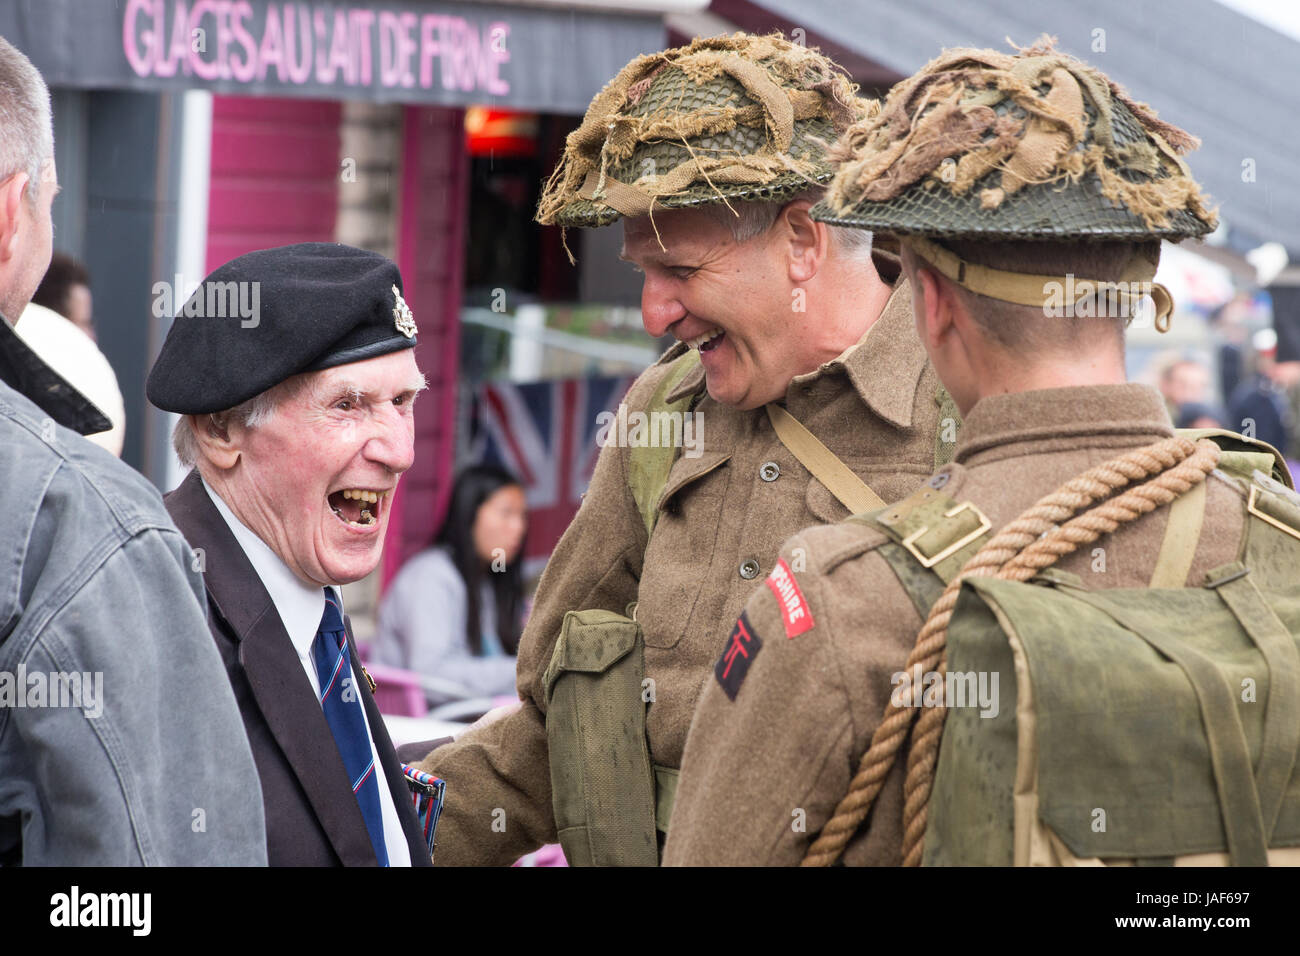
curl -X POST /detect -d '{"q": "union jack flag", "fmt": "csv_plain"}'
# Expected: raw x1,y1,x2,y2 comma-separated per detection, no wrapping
470,375,635,576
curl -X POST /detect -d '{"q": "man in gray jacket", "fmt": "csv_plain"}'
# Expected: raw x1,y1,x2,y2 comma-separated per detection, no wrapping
0,35,266,865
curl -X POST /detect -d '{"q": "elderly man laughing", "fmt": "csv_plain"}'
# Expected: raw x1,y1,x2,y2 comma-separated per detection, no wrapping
148,243,432,866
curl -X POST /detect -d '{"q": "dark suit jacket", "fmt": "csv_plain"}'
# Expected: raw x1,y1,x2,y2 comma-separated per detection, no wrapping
166,471,433,866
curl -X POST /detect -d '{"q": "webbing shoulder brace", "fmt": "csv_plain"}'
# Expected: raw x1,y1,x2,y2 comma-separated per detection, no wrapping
627,351,701,538
1177,427,1294,489
851,484,993,618
1240,469,1300,591
861,433,1296,615
628,355,966,537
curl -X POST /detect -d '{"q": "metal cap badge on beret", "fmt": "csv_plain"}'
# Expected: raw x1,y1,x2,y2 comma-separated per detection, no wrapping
147,242,418,415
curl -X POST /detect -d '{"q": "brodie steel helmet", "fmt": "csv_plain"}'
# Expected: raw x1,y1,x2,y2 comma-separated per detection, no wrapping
537,32,872,234
812,39,1219,329
814,38,1216,242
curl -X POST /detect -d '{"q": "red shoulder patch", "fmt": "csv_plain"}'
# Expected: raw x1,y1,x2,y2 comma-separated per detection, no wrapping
765,557,815,638
715,612,762,701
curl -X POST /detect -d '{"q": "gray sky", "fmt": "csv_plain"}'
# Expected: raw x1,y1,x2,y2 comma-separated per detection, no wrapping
1215,0,1300,41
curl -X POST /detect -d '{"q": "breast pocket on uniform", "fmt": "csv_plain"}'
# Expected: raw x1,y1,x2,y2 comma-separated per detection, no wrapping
639,451,732,649
805,463,932,524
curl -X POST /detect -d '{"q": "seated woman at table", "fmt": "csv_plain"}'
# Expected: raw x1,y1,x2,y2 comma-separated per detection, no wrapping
373,464,528,700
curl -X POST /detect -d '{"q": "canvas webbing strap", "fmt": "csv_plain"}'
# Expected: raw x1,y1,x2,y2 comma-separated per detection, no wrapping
628,353,701,537
872,486,993,584
1176,428,1293,488
876,543,946,620
1209,564,1300,838
1154,429,1296,590
765,403,885,514
869,487,994,628
1148,479,1207,588
1062,582,1271,866
934,386,961,469
654,765,679,834
904,235,1175,332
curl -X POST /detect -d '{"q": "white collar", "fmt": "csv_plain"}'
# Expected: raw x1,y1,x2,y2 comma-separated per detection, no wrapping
200,476,340,671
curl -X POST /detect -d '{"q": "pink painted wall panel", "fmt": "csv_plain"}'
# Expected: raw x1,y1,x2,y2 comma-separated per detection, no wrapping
207,184,339,231
211,98,342,122
206,95,341,273
210,130,341,177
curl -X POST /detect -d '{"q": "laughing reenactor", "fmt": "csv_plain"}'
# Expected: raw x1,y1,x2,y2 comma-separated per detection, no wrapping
413,32,956,866
666,39,1300,867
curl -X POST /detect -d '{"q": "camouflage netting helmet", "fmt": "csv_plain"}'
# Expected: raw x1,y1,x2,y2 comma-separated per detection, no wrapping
812,38,1218,242
536,32,871,235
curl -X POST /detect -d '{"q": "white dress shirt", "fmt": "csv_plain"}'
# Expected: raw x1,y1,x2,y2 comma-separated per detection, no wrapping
202,478,411,866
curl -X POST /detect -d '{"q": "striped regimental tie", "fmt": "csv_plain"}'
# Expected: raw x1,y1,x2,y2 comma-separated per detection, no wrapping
312,589,389,866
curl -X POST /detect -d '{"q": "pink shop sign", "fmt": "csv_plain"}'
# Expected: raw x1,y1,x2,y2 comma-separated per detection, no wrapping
122,0,511,96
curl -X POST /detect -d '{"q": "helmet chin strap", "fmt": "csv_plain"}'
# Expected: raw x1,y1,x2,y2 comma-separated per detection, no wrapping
904,234,1176,332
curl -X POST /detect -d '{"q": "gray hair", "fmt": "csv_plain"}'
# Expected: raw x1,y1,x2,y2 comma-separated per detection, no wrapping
0,36,54,204
703,188,874,261
172,376,305,468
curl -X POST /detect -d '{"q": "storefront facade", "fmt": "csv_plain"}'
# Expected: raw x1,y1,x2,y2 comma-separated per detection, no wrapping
3,0,668,572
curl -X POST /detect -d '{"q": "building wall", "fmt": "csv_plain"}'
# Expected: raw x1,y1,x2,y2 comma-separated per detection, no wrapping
337,102,403,261
82,90,169,473
383,105,470,585
206,96,342,271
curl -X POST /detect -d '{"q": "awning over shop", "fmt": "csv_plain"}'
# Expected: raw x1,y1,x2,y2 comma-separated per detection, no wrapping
731,0,1300,259
3,0,665,114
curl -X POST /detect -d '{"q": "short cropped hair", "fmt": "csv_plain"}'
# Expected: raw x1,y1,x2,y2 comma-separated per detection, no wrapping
0,36,54,204
172,375,309,468
702,188,875,262
907,238,1156,354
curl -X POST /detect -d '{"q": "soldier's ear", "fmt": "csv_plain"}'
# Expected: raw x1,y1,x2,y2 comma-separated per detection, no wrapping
912,263,956,350
779,199,827,284
192,413,241,470
0,172,29,265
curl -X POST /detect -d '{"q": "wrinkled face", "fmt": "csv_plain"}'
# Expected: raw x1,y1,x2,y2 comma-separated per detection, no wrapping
621,207,801,409
222,349,425,586
472,484,528,565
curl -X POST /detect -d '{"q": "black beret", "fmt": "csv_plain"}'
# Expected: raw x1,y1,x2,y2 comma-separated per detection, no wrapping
147,242,418,415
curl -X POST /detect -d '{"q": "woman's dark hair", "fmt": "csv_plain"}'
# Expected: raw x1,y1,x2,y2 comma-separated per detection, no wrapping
435,463,527,655
32,251,90,319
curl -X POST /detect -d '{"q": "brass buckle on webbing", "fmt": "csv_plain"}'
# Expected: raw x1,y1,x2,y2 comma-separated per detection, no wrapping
1247,484,1300,542
900,501,992,568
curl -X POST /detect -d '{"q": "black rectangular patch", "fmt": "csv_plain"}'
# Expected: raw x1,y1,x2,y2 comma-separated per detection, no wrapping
714,611,763,702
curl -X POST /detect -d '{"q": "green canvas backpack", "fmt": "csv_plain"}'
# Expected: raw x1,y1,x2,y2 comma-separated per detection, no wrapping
865,439,1300,866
